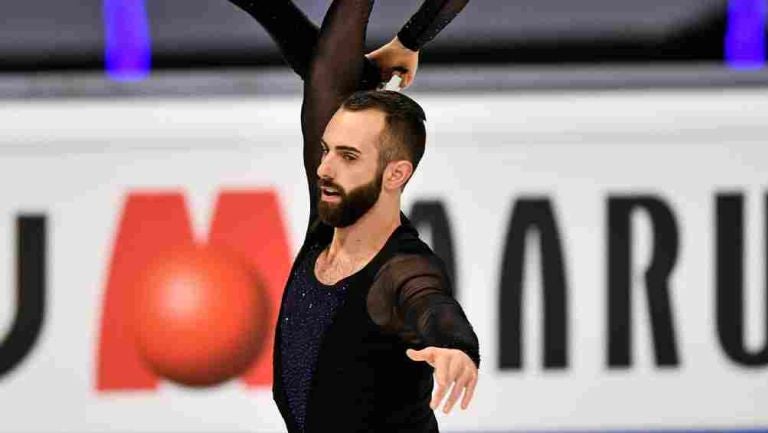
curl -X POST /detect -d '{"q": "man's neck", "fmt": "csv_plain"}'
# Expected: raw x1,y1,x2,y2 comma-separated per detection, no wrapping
325,198,401,264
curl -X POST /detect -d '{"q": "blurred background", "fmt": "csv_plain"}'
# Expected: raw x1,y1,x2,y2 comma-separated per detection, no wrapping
0,0,737,69
1,1,767,432
1,0,766,93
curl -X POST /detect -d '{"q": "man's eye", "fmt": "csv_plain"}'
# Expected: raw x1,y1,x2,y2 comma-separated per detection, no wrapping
343,154,356,161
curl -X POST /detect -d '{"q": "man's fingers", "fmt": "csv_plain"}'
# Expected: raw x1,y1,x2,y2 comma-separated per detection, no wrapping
419,349,479,413
460,369,478,410
442,365,467,413
430,382,446,411
440,356,466,413
429,355,451,410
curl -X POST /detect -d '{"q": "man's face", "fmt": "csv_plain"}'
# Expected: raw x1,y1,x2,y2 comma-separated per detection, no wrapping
317,108,387,228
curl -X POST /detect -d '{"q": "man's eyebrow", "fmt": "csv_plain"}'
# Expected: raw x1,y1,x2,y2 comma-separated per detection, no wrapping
336,146,361,155
320,139,361,155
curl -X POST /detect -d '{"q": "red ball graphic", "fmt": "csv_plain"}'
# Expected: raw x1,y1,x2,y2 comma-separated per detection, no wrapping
131,243,269,387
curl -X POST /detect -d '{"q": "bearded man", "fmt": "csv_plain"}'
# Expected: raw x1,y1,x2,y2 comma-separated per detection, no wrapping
229,1,479,432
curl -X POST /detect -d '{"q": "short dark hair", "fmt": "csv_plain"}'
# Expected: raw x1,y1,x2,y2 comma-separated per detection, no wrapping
341,90,427,180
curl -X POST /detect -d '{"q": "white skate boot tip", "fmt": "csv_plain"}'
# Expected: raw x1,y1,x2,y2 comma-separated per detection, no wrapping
383,74,403,92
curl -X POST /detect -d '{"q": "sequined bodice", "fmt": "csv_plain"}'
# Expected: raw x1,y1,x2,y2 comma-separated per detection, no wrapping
279,244,350,433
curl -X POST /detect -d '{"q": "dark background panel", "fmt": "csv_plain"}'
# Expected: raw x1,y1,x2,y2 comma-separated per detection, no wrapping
0,0,104,68
0,0,752,71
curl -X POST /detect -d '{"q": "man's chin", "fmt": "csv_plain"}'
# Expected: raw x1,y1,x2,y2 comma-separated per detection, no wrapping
317,202,344,227
317,175,382,227
318,201,366,228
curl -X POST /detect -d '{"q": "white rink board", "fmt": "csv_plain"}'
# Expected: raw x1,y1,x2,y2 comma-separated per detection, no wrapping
0,88,767,432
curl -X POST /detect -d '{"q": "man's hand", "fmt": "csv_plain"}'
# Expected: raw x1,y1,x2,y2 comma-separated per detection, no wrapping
406,347,478,413
365,36,419,90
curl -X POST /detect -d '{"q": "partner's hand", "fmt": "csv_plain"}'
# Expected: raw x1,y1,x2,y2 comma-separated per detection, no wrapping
365,36,419,90
406,347,478,413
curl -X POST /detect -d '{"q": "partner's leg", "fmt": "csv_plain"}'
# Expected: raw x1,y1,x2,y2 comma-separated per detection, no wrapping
229,0,380,88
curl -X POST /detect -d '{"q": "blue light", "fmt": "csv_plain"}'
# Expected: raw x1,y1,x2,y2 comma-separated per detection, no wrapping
104,0,152,81
725,0,767,70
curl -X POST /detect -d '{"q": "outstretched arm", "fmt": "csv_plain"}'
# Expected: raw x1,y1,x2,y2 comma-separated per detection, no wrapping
368,254,480,413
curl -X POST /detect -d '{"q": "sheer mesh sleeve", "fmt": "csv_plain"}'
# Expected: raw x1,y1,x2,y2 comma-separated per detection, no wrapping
396,0,470,51
368,254,481,368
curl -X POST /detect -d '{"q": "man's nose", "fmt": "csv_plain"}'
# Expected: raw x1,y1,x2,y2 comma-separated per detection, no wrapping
317,154,334,179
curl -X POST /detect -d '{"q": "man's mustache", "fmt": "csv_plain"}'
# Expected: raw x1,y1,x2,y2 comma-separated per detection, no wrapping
318,179,345,195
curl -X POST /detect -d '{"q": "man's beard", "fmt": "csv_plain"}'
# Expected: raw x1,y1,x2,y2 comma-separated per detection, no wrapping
317,171,383,228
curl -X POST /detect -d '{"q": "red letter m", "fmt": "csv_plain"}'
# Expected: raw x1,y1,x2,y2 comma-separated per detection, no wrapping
96,190,291,391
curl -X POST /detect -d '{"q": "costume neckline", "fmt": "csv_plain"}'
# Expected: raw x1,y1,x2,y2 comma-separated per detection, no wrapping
307,211,418,288
309,222,403,288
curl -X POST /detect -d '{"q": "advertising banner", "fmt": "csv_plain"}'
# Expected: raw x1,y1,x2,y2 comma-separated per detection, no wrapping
0,89,767,432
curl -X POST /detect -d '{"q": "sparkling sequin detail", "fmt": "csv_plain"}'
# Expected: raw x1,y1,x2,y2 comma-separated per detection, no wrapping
279,244,349,433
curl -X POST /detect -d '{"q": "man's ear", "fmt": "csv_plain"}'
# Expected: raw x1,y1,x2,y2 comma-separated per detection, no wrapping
383,160,414,191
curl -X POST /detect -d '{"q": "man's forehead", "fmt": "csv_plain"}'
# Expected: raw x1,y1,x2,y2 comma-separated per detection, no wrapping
323,108,385,150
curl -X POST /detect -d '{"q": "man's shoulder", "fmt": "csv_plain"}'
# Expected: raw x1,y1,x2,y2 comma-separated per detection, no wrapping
378,232,451,288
